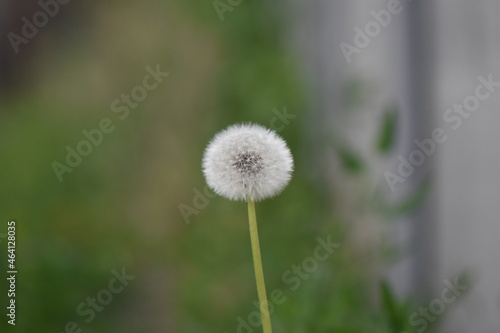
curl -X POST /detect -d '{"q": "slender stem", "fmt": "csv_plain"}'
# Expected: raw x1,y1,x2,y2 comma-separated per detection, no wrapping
247,198,272,333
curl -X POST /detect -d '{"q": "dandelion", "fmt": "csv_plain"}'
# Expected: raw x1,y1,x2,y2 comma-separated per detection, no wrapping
202,123,294,333
203,123,293,202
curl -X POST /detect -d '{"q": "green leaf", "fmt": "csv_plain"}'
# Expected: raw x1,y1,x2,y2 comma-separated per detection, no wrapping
338,146,364,174
380,280,405,332
377,105,398,154
378,177,432,219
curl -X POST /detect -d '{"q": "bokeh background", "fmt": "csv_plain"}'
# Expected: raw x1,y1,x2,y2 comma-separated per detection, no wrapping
1,0,499,332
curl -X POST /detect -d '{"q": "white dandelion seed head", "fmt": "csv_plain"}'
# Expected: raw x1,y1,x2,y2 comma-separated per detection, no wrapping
202,123,294,202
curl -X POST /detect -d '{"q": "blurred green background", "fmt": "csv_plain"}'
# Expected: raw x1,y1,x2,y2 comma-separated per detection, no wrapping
0,1,442,332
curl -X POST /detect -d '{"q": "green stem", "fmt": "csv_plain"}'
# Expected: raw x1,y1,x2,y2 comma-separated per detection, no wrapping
247,198,272,333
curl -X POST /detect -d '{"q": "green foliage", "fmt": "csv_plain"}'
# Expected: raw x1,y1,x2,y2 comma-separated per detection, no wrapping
0,102,139,332
380,281,414,333
337,145,365,174
377,105,398,154
377,177,433,219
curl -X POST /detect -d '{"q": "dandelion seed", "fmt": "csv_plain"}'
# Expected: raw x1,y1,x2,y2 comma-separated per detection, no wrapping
202,123,293,202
